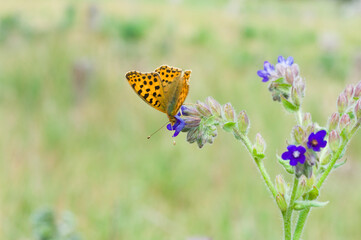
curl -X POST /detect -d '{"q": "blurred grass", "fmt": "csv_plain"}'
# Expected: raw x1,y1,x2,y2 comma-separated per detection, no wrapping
0,0,361,239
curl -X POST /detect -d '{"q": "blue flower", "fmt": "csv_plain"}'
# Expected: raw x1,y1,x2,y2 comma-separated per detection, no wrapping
257,61,275,82
278,56,294,66
281,145,306,166
307,130,327,152
167,106,187,137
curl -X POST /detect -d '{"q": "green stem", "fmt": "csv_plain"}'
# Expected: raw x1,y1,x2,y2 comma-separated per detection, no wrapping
283,177,299,240
233,129,278,198
316,140,348,188
296,109,303,126
293,207,310,240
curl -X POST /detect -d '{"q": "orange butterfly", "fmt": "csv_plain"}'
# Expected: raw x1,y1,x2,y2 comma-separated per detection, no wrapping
126,65,191,125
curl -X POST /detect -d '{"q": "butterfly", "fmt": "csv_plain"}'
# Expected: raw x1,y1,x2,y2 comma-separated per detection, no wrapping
126,65,191,125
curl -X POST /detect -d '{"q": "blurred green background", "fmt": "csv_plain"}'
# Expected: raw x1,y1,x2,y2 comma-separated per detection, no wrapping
1,0,361,239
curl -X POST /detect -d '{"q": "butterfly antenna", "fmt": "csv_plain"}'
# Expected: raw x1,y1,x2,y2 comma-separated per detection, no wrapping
147,121,170,139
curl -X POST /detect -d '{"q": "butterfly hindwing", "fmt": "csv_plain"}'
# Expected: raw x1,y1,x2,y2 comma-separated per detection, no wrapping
172,70,191,117
126,71,166,113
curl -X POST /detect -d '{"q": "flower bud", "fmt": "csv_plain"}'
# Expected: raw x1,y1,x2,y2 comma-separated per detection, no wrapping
354,81,361,98
276,194,287,212
275,175,287,196
292,125,305,144
196,101,212,117
183,105,201,117
355,99,361,120
320,151,332,165
291,63,300,77
339,114,351,132
306,173,315,190
328,130,341,152
183,116,201,128
302,112,312,127
337,93,348,114
222,103,236,122
291,86,301,106
237,110,250,134
276,64,286,76
344,84,354,99
206,96,222,117
187,128,198,143
254,133,266,154
206,97,222,117
297,175,307,199
327,112,339,131
294,78,305,97
285,67,294,84
305,124,315,138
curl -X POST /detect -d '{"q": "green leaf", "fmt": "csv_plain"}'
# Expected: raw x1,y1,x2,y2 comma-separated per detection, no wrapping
277,155,294,174
274,78,285,84
222,122,236,132
252,148,265,159
277,83,292,92
281,96,299,113
294,200,329,210
303,186,319,200
333,158,347,169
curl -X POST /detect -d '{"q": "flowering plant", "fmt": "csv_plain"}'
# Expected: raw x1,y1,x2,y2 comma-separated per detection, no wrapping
168,56,361,240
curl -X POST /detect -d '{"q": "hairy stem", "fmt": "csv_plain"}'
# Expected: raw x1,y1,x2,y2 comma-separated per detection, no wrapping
233,129,278,198
283,177,299,240
296,109,303,126
293,207,310,240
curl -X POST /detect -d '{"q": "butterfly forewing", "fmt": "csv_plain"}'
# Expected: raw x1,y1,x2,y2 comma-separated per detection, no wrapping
155,65,182,93
126,71,166,113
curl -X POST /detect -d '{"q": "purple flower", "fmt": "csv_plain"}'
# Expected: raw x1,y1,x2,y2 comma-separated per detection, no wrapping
167,106,187,137
278,56,294,66
281,145,306,166
307,130,327,152
257,61,276,82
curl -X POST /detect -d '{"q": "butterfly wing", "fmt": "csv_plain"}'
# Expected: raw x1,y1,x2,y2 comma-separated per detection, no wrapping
155,65,182,93
125,70,166,113
155,65,191,124
171,70,191,116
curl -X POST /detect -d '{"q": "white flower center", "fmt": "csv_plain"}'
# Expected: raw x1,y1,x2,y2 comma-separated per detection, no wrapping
293,151,300,158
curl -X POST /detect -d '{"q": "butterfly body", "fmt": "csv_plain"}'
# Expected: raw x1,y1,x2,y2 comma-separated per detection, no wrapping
126,65,191,125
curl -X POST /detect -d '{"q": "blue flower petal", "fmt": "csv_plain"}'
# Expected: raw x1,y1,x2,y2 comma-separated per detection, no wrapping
282,151,291,160
316,130,327,139
298,155,306,164
167,107,187,137
286,57,294,65
278,56,285,63
297,145,306,154
289,159,298,166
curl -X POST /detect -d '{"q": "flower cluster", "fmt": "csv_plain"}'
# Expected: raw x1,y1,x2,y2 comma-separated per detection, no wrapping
331,81,361,135
167,97,250,148
258,56,305,111
281,129,327,173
